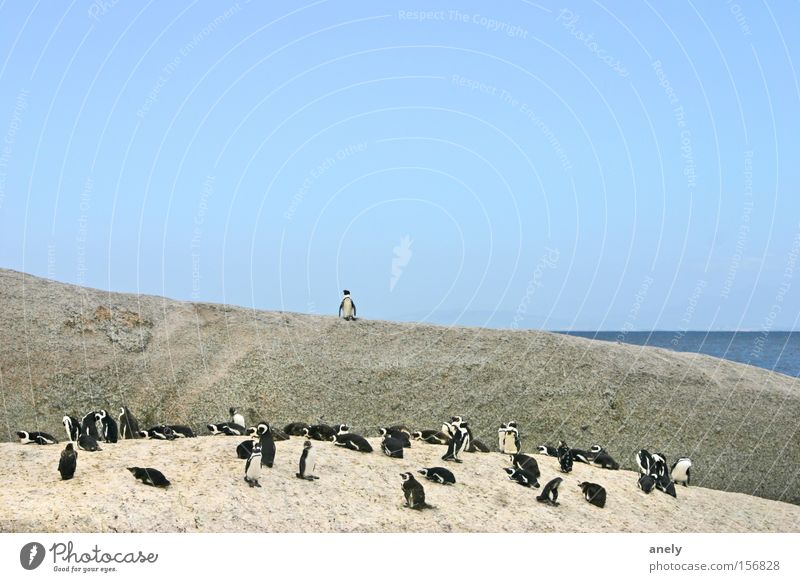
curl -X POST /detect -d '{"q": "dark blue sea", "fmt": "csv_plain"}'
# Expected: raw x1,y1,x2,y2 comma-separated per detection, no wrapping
560,331,800,378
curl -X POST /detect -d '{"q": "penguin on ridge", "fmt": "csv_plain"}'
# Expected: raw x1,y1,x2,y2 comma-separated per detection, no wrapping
411,430,451,445
80,411,100,441
537,444,558,457
17,431,58,445
230,408,245,427
256,423,276,469
557,441,573,473
498,421,521,454
339,290,357,321
128,467,170,488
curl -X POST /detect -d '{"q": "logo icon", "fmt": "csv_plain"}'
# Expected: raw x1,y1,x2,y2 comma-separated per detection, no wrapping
20,542,46,570
390,235,413,292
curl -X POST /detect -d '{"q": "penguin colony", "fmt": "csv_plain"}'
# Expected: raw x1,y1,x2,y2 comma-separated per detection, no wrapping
13,289,699,516
17,404,694,514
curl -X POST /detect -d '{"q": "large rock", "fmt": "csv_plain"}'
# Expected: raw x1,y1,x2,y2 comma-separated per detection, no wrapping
0,268,797,504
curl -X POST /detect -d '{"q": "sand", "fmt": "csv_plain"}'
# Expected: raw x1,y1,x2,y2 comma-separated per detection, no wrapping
1,436,797,533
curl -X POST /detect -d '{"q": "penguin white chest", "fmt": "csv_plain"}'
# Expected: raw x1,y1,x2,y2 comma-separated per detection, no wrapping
341,297,354,318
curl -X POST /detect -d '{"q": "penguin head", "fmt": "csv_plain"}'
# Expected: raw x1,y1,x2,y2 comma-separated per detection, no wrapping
119,406,126,415
303,440,312,450
499,422,507,430
400,472,414,482
229,407,236,416
378,428,388,436
507,421,517,429
590,444,603,454
246,426,257,437
557,440,568,449
503,467,516,477
301,428,311,438
138,430,149,438
342,289,350,296
62,416,72,426
451,416,463,424
252,443,262,454
417,469,429,477
257,422,270,435
16,431,29,441
94,411,105,422
411,431,422,439
328,435,337,443
336,424,350,434
65,443,74,451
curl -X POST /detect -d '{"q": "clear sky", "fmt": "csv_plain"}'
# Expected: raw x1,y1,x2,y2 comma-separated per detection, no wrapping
0,0,798,331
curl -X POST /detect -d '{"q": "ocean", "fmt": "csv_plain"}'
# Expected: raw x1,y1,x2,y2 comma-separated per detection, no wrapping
560,331,800,378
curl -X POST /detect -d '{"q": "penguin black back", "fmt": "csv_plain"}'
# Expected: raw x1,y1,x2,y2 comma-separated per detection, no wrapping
58,443,78,480
128,467,170,487
400,472,430,509
95,410,119,443
118,406,140,439
257,423,276,468
579,482,606,508
418,467,456,485
536,477,563,505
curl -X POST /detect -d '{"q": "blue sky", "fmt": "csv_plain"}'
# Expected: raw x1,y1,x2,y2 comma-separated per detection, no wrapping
0,0,798,330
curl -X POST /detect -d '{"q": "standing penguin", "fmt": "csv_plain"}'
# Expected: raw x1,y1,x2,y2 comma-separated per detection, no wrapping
118,406,140,439
671,457,692,486
498,421,521,454
400,472,431,510
338,290,357,320
536,477,563,506
256,423,276,469
62,415,80,442
441,417,472,463
296,440,319,480
557,440,573,473
244,443,262,488
80,411,100,441
58,443,78,480
95,410,118,443
230,408,245,427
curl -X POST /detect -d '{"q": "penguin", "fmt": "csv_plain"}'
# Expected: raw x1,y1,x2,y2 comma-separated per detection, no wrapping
386,424,412,435
244,443,262,487
498,422,507,451
637,474,656,493
230,408,245,427
442,417,472,462
271,427,290,441
94,410,118,443
400,472,430,510
670,457,692,486
510,453,540,480
207,422,246,436
168,425,195,438
17,431,58,445
77,431,101,452
284,422,310,437
557,441,573,473
331,433,373,452
118,406,140,439
536,477,563,506
468,439,490,453
58,443,77,480
339,289,357,320
411,430,451,445
236,439,254,459
381,434,405,458
591,450,620,470
655,473,677,498
578,482,606,508
418,467,456,485
635,449,655,475
128,467,170,488
571,448,592,464
296,440,319,480
63,415,80,442
305,424,337,441
379,428,411,448
537,444,558,457
652,452,669,479
80,411,100,441
141,425,175,440
504,467,539,488
499,421,521,454
256,423,276,468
